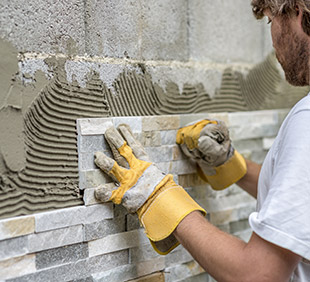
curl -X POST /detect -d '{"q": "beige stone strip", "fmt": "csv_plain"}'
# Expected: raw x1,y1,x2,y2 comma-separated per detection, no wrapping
0,215,35,241
0,254,35,280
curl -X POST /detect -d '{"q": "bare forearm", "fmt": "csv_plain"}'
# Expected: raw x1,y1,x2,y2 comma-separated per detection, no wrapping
237,159,261,198
174,211,300,282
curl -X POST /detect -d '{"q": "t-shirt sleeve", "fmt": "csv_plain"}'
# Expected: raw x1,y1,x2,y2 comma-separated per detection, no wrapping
249,109,310,260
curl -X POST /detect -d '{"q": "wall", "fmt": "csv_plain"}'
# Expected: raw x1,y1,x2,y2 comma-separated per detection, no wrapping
0,0,308,281
1,110,288,281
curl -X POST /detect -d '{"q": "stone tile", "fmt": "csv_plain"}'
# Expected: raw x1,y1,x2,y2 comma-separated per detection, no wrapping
84,216,126,241
172,145,186,161
36,243,89,270
28,225,84,253
126,213,141,232
145,146,174,163
179,113,229,127
234,228,253,243
79,152,97,171
156,160,197,175
200,192,255,213
8,250,128,282
142,116,180,132
113,117,142,133
160,130,178,146
0,236,28,261
134,257,165,278
88,229,149,257
263,137,276,150
165,248,193,267
180,273,211,282
80,169,113,190
0,254,35,280
228,110,278,127
130,242,159,264
35,204,113,232
77,118,113,136
229,123,279,141
164,260,205,282
232,138,263,153
70,277,94,282
0,215,34,241
78,135,108,154
229,219,250,234
209,203,256,226
92,264,137,282
128,271,165,282
138,131,162,147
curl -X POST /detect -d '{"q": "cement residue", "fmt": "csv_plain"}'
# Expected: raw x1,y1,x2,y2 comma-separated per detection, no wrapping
106,53,308,117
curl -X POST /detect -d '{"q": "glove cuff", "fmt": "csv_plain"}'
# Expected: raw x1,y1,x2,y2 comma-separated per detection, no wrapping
137,175,206,255
202,150,247,190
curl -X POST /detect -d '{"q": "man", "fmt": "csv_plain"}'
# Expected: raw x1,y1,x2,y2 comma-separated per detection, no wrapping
94,1,310,280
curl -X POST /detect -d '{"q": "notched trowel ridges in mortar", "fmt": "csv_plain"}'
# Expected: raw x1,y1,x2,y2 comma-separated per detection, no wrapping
0,73,110,219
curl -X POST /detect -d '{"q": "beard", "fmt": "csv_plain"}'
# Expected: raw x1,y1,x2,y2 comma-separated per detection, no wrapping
275,23,310,86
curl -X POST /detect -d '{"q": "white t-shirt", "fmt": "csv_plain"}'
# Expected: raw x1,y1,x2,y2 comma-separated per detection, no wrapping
249,94,310,281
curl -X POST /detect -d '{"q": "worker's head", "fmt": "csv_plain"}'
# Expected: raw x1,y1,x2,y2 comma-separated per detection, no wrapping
251,0,310,86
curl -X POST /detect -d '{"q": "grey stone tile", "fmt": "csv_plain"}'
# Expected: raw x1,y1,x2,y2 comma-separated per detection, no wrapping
79,135,107,154
28,225,83,253
84,216,126,241
35,204,113,232
126,213,141,232
92,264,137,282
7,250,128,282
0,235,28,261
36,243,89,270
160,130,178,146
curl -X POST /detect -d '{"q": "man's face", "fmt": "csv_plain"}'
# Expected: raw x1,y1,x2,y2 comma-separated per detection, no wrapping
265,9,310,86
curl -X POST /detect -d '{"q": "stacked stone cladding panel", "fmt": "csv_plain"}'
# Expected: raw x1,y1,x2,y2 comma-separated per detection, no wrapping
0,110,288,281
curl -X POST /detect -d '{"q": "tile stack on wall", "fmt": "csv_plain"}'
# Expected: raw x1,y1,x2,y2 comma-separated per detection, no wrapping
0,110,288,281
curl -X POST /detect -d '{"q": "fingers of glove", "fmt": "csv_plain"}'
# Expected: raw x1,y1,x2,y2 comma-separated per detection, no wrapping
176,119,217,149
180,143,203,159
118,124,150,162
199,120,230,144
198,135,229,166
94,183,117,202
105,127,128,168
94,151,116,175
95,151,129,183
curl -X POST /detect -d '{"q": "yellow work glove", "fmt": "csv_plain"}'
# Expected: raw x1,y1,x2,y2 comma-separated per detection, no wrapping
94,124,206,255
176,119,247,190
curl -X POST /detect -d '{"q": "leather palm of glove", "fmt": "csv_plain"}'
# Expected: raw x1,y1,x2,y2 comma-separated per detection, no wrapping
176,119,247,190
94,124,206,255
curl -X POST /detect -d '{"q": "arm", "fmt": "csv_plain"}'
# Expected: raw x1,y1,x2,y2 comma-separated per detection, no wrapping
236,159,261,198
174,211,301,282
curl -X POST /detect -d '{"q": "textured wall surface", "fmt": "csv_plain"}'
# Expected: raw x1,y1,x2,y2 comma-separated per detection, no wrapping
0,0,308,281
0,110,288,281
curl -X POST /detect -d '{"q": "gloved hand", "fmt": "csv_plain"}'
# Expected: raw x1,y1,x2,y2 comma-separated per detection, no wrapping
94,124,206,255
176,119,247,190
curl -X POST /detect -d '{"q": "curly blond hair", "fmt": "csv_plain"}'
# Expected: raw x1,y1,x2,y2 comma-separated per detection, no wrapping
251,0,310,34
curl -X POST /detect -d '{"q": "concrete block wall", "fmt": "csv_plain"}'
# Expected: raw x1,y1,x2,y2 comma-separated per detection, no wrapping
0,110,288,281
